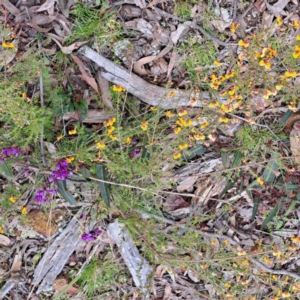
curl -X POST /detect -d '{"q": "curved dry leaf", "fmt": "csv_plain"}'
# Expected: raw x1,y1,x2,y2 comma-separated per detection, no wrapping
162,284,172,300
36,0,56,14
266,0,290,16
51,37,87,54
290,121,300,163
134,0,147,9
27,22,52,33
2,0,20,16
32,15,56,25
11,252,22,272
0,234,11,246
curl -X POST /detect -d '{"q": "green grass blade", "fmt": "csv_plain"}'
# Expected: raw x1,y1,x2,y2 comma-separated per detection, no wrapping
262,160,279,183
96,164,110,207
0,161,13,177
232,151,243,167
261,202,281,230
279,109,293,126
251,198,260,221
183,145,205,160
57,181,78,205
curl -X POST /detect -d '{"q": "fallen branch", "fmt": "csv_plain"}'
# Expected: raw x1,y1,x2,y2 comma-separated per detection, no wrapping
78,46,213,109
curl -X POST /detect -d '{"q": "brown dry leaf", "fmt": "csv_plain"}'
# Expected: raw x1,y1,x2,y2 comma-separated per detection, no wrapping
11,252,22,273
290,121,300,163
162,284,172,300
97,71,113,109
167,49,177,79
71,54,99,94
2,0,20,16
170,22,191,44
134,0,147,8
53,276,79,295
164,195,191,216
0,234,11,246
187,270,199,282
147,0,166,8
176,176,197,193
266,0,290,16
36,0,56,14
51,37,87,54
254,0,267,13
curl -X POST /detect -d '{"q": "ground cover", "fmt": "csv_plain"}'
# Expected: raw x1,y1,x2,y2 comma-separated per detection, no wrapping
1,0,300,299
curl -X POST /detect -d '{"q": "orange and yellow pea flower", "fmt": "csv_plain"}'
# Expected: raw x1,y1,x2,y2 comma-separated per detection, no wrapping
167,91,176,97
178,109,187,117
112,85,126,92
9,196,16,203
174,127,181,134
238,39,249,48
263,89,277,99
68,127,77,135
225,70,235,79
259,59,271,69
96,141,106,149
123,137,131,144
176,117,192,127
141,121,148,131
194,133,205,140
165,111,174,118
276,16,283,26
228,86,238,96
21,207,27,215
105,118,116,127
213,60,221,66
57,134,63,141
2,41,15,49
230,22,240,33
107,126,115,134
291,20,300,30
173,152,181,160
291,236,300,243
179,143,189,150
293,45,300,59
150,106,158,111
285,70,297,78
200,121,209,129
219,116,229,123
66,156,75,163
257,177,264,185
209,100,219,107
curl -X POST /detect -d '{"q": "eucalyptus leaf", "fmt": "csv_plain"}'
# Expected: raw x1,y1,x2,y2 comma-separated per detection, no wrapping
96,164,110,207
183,145,205,160
57,181,77,205
262,160,279,183
0,161,13,177
261,202,281,230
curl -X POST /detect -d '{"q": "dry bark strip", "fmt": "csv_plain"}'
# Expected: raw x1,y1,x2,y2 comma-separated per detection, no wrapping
78,46,214,109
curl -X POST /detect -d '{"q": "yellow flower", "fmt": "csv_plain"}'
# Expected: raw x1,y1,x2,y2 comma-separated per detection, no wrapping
21,92,26,98
238,39,249,48
174,127,181,134
285,70,297,78
228,86,238,96
165,111,174,118
230,22,240,33
263,89,277,99
257,177,264,185
96,141,106,149
213,60,221,66
275,84,283,90
179,143,189,150
200,122,209,129
282,292,291,298
276,16,283,26
194,133,205,140
209,100,219,107
178,109,187,117
292,285,300,292
123,137,131,144
9,196,16,203
242,279,249,285
237,250,246,256
150,106,157,111
107,126,115,134
2,41,15,49
291,20,300,30
297,35,300,41
109,134,117,140
173,152,181,160
259,59,271,69
0,226,3,234
272,250,281,258
210,82,220,90
66,156,75,163
225,282,231,288
167,91,176,97
112,85,126,92
105,118,116,127
68,126,77,135
291,236,300,243
141,121,148,131
208,133,216,141
219,116,229,123
21,207,27,215
176,117,192,127
225,70,235,79
293,45,300,59
57,134,63,141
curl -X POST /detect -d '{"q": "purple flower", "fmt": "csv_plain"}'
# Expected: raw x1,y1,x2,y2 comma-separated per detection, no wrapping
81,233,96,241
49,160,72,182
35,187,57,204
130,148,141,158
1,147,22,160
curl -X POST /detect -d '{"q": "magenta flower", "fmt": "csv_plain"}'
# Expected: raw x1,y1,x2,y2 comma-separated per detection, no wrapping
81,229,102,241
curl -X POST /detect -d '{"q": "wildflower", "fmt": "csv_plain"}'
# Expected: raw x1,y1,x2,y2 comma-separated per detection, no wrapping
200,122,209,129
220,104,232,113
174,127,181,134
177,117,192,127
263,89,277,99
178,109,187,117
166,111,174,118
109,134,117,140
35,187,57,204
57,134,63,141
123,137,131,145
293,45,300,59
288,102,297,112
167,91,176,97
213,60,221,66
49,160,72,183
0,226,3,234
211,74,219,83
96,141,106,149
66,156,75,163
272,250,282,258
209,100,219,107
285,70,297,78
112,85,126,92
291,236,300,243
208,133,216,141
173,152,181,160
105,118,116,127
9,196,16,203
257,177,264,185
194,133,205,140
225,70,235,79
130,148,141,158
107,126,115,135
238,39,249,48
81,229,102,241
179,143,189,150
2,41,15,49
68,126,77,135
228,86,238,96
263,257,272,265
282,292,291,298
150,106,158,111
21,207,27,215
237,250,247,256
276,16,283,26
219,116,229,123
275,84,283,90
141,121,148,131
292,285,300,292
291,20,300,30
241,259,249,266
189,97,198,106
242,279,249,285
225,282,231,288
22,92,26,98
297,35,300,41
259,59,271,69
230,22,240,33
